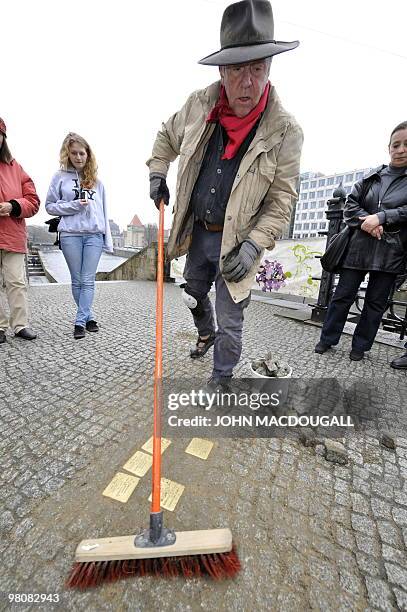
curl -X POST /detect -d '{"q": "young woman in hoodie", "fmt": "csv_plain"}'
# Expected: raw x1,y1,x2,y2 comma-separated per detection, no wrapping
45,133,113,339
0,117,40,344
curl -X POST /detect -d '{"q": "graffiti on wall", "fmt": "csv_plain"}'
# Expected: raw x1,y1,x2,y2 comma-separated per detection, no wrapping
170,237,326,299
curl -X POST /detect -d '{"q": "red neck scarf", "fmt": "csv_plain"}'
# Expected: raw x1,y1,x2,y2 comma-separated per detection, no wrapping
207,82,270,160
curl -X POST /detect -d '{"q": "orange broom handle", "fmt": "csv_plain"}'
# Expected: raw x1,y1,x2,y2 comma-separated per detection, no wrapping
151,199,165,513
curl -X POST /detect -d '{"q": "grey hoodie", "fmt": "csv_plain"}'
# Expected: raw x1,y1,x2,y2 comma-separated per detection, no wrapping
45,168,113,252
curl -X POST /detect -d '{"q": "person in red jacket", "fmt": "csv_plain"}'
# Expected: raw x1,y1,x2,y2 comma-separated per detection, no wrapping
0,118,40,343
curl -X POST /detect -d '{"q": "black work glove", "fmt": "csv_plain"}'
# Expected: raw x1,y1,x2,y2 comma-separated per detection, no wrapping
150,173,170,210
222,239,262,283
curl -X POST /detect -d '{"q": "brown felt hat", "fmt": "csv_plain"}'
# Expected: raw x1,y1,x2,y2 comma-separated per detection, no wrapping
199,0,299,66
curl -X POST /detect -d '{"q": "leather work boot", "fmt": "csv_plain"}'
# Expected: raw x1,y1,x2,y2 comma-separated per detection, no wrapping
390,352,407,370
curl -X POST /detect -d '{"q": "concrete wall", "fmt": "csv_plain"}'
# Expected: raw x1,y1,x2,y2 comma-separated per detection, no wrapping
37,251,57,283
38,243,171,283
96,243,157,281
113,247,140,258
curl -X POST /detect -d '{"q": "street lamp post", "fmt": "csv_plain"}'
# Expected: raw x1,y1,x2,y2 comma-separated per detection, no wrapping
311,185,347,323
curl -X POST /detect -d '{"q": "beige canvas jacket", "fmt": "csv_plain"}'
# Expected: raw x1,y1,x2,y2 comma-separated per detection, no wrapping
147,81,303,303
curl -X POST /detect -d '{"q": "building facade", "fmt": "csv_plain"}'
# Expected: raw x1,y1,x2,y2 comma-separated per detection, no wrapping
292,167,371,239
109,219,125,248
124,214,146,248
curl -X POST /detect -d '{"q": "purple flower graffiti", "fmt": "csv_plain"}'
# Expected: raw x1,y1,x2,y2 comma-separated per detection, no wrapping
256,259,291,292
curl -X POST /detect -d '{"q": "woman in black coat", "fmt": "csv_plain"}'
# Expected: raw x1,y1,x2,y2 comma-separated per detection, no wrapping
315,121,407,361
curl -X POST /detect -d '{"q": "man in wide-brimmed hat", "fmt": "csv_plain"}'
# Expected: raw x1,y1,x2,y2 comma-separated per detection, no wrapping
148,0,303,385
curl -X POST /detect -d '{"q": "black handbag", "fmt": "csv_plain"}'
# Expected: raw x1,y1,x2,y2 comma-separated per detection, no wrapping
320,226,352,273
45,216,60,232
44,216,61,247
320,174,373,273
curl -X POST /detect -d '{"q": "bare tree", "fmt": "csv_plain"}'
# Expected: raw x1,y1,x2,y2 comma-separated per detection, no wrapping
27,225,55,245
144,223,158,246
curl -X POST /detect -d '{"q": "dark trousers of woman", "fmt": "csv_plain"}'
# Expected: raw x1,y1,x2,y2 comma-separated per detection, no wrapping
320,268,396,352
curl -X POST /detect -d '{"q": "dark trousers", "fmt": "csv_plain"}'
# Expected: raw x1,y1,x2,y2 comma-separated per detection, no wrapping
184,223,250,378
320,268,396,352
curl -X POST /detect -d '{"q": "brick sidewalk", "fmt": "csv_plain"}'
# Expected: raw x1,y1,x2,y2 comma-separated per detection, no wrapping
0,281,406,611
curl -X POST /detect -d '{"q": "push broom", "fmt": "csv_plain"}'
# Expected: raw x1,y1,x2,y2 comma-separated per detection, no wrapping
66,200,241,588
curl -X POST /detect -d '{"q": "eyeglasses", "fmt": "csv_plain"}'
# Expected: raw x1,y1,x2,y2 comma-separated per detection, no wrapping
224,61,269,77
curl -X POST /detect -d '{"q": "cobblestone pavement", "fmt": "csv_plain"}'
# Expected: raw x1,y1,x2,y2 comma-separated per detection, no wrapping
1,281,407,612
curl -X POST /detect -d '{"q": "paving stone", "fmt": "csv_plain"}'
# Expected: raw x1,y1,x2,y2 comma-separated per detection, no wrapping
315,444,325,457
2,281,407,609
365,576,395,612
332,505,351,527
334,525,356,550
20,480,45,499
309,557,339,587
347,449,364,465
276,588,307,610
339,568,365,596
351,514,377,536
43,477,65,493
309,580,342,611
384,459,397,472
334,465,351,481
355,533,381,557
352,477,371,497
394,491,407,507
335,479,351,493
385,563,407,589
392,506,407,527
382,544,407,566
377,521,404,548
2,546,18,571
371,481,394,501
371,498,393,521
335,491,352,507
351,493,370,515
356,552,382,577
0,511,15,532
14,518,34,539
14,501,32,518
393,588,407,611
385,474,403,489
13,471,34,488
24,525,46,547
35,532,65,561
4,492,23,512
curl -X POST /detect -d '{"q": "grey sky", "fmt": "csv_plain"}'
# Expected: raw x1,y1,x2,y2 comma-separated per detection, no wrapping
2,0,406,230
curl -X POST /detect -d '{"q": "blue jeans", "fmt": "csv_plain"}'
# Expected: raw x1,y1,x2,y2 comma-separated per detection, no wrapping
60,233,103,327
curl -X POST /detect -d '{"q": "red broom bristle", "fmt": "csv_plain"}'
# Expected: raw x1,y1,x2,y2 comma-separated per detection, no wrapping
66,546,241,589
